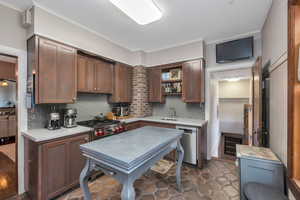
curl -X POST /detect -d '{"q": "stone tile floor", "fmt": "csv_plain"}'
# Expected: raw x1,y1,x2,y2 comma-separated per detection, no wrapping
56,159,240,200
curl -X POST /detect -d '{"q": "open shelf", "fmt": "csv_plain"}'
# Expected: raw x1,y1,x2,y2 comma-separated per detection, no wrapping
162,79,182,83
164,93,182,96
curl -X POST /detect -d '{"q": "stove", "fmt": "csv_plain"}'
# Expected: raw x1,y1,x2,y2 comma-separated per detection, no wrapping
77,119,126,140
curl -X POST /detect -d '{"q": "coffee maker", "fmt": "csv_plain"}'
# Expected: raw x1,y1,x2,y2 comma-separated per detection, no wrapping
47,112,61,130
63,108,77,128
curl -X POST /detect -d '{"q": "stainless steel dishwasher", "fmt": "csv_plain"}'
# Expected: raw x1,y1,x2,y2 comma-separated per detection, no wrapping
176,126,197,165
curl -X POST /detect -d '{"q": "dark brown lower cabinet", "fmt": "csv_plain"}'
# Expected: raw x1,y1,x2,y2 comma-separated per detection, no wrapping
25,132,90,200
0,116,9,138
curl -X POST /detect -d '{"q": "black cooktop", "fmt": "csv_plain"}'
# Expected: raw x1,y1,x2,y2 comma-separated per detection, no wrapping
77,119,120,128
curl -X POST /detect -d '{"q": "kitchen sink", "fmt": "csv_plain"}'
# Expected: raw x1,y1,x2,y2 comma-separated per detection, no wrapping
161,117,177,121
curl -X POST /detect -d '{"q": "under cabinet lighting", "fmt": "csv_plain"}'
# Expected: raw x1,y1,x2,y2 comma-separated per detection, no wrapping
109,0,162,25
225,78,241,82
0,81,8,87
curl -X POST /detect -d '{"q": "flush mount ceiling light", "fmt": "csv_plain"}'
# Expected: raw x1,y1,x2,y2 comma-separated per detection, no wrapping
109,0,162,25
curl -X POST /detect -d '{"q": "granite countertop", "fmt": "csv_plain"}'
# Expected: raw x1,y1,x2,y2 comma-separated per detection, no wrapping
236,145,281,163
22,126,93,142
80,126,184,170
121,116,207,127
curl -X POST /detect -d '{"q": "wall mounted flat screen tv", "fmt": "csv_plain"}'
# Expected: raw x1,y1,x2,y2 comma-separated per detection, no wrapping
216,37,254,63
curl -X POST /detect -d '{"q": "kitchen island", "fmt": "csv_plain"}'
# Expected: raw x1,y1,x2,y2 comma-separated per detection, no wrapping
122,117,208,168
79,126,184,200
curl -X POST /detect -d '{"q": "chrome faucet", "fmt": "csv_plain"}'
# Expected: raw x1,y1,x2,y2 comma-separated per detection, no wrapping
168,107,177,119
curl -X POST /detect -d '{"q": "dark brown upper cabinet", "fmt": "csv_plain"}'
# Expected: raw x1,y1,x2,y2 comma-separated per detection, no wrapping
77,55,113,94
94,59,113,94
109,63,133,103
148,68,165,103
28,36,77,104
0,60,16,81
77,55,94,92
182,59,205,103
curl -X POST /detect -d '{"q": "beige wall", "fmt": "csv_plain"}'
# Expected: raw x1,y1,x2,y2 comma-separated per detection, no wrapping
0,5,27,50
219,80,251,134
33,6,205,67
262,0,291,198
262,0,288,66
269,61,288,165
144,41,204,66
33,6,137,66
219,79,251,99
262,0,288,163
205,35,262,69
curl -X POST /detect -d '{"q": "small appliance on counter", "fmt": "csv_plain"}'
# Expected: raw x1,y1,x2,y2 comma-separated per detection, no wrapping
112,105,130,117
63,108,77,128
47,112,61,130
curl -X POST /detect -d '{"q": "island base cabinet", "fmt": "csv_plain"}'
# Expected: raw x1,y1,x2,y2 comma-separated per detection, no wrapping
25,133,90,200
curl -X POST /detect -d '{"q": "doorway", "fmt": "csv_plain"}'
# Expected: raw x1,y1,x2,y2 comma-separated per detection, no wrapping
218,78,252,159
206,67,253,159
0,54,18,199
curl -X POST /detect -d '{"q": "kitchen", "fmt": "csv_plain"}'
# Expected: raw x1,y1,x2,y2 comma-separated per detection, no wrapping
0,0,291,200
23,35,208,199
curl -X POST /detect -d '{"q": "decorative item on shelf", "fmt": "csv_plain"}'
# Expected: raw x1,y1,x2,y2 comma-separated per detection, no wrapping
170,68,181,80
163,82,182,96
162,72,170,81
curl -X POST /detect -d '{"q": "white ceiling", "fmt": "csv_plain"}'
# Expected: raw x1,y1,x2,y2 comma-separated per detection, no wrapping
0,0,272,52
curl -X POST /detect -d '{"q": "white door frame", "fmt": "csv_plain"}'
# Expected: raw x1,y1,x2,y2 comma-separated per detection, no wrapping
205,61,255,159
0,44,28,195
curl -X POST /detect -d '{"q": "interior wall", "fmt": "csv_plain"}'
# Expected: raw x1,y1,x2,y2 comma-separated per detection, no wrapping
152,97,205,119
67,94,112,121
33,6,205,67
205,34,262,69
262,0,288,67
262,0,291,196
0,4,27,50
144,41,205,67
219,79,251,99
262,0,288,163
33,6,137,66
269,61,288,165
218,79,250,134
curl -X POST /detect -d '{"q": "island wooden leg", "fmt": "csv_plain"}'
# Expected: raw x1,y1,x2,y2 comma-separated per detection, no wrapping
80,159,92,200
121,178,135,200
176,139,184,192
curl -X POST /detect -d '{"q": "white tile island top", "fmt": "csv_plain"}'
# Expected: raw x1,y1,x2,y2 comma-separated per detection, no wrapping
121,116,207,127
22,126,93,142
